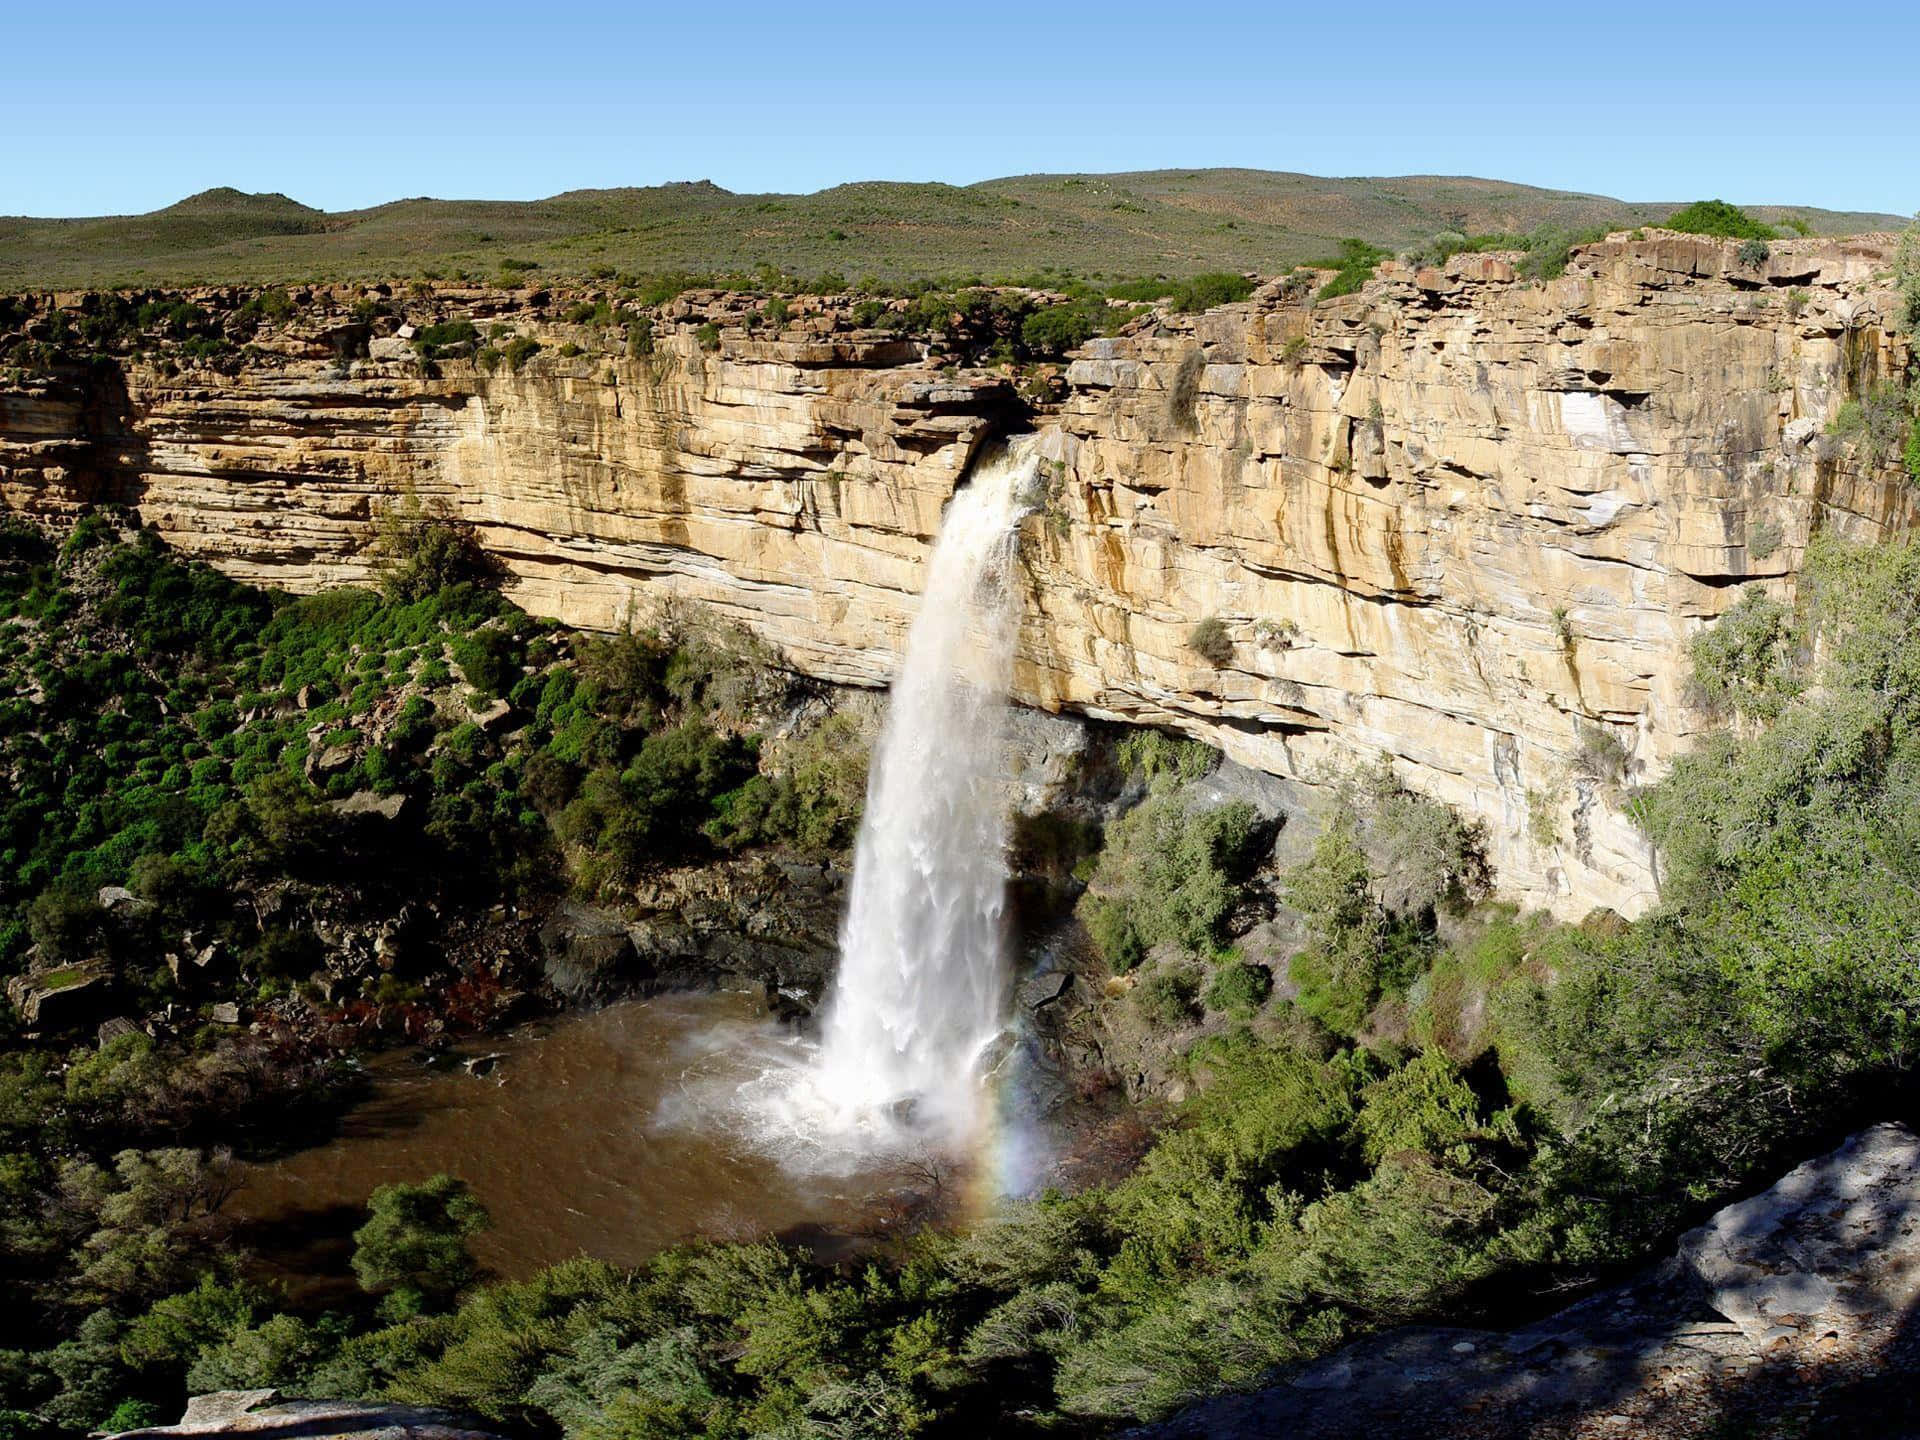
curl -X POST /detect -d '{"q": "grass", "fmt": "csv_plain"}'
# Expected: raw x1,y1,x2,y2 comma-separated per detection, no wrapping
0,172,1899,291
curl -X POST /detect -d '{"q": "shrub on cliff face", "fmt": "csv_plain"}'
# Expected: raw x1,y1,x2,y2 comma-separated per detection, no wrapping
1311,239,1389,300
1186,615,1233,665
372,494,506,602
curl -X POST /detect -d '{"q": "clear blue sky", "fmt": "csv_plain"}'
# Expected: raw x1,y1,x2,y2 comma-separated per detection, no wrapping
7,1,1917,218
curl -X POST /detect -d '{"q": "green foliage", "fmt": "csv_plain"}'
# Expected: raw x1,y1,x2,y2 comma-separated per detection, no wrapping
1169,272,1253,312
372,495,505,603
1515,223,1613,281
1114,729,1216,785
352,1175,491,1320
1311,239,1388,300
1078,785,1262,970
705,713,867,854
1663,199,1777,241
1689,590,1798,720
409,320,478,360
694,323,721,352
1204,959,1272,1017
502,336,542,371
1132,965,1201,1027
1018,298,1104,356
1827,378,1918,473
104,1399,163,1431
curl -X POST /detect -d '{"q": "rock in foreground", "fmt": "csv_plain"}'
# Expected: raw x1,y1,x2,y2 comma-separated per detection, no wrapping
1131,1123,1920,1439
110,1390,505,1440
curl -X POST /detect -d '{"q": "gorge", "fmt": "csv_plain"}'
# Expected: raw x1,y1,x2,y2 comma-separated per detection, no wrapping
5,231,1915,922
4,216,1920,1440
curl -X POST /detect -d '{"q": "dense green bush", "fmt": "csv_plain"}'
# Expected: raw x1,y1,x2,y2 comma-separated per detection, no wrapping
1204,959,1272,1016
1169,272,1253,312
1077,785,1263,970
1663,199,1777,241
352,1176,491,1320
409,320,478,360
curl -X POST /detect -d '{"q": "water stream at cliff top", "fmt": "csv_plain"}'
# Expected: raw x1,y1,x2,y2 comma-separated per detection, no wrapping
707,437,1043,1174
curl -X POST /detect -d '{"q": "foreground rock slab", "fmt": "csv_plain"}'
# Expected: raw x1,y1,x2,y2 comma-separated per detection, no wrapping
109,1389,505,1440
1131,1123,1920,1440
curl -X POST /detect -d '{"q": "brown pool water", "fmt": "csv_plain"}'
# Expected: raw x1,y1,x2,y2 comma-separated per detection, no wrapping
229,992,946,1298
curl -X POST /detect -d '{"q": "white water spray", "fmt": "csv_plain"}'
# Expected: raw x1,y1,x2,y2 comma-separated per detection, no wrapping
718,437,1041,1168
808,437,1039,1146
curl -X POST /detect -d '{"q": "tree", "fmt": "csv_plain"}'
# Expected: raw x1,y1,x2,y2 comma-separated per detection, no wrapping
352,1175,491,1319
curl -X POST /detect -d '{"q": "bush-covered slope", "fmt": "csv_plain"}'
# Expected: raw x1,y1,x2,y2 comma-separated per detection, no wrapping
6,523,1918,1435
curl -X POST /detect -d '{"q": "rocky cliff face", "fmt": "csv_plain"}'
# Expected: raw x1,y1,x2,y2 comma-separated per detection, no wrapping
3,233,1914,916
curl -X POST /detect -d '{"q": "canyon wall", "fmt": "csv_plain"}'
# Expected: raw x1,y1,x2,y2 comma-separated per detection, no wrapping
2,233,1914,916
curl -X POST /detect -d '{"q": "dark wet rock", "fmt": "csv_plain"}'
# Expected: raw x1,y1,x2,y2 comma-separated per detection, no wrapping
538,898,644,1002
106,1389,505,1440
1128,1123,1920,1440
1017,970,1072,1010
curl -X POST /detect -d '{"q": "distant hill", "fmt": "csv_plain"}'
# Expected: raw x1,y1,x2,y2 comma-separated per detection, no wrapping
0,169,1905,291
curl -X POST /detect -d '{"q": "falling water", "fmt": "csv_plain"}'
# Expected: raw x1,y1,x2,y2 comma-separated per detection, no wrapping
807,437,1040,1148
718,437,1041,1169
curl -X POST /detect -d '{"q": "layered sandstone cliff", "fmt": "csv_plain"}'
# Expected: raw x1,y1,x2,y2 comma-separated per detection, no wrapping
2,233,1913,916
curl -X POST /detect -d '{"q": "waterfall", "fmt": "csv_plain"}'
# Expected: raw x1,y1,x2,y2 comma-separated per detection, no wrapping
804,436,1040,1148
712,436,1041,1169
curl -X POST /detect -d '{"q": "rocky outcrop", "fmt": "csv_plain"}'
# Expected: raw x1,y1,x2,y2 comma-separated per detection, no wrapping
1129,1123,1920,1440
4,233,1915,916
109,1389,504,1440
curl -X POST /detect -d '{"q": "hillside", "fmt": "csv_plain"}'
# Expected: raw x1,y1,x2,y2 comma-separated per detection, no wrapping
0,169,1903,290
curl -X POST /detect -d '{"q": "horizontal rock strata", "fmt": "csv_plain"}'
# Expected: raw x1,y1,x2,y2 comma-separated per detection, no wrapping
4,234,1914,915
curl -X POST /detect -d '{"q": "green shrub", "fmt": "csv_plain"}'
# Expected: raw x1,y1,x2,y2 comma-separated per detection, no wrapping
1689,590,1797,720
1170,273,1253,312
1020,299,1103,356
1186,616,1233,666
352,1175,491,1320
695,323,721,352
1516,224,1612,281
1205,960,1272,1016
1827,379,1916,469
1664,199,1777,241
1311,240,1389,301
1133,965,1201,1027
1078,785,1262,969
502,336,541,372
372,495,505,602
409,320,478,360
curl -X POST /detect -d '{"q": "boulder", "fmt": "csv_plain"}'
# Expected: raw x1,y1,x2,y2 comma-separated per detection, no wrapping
538,898,643,1002
306,744,356,778
6,967,107,1028
328,789,408,821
